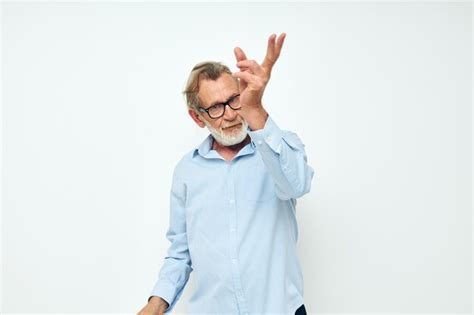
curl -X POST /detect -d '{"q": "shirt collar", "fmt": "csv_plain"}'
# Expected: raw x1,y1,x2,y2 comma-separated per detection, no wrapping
194,133,214,158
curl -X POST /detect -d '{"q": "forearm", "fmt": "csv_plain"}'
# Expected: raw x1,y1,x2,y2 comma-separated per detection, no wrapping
248,115,314,199
241,104,269,131
147,168,192,312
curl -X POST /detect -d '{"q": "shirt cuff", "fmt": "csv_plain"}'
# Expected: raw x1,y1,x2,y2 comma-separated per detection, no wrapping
247,115,284,153
148,278,176,312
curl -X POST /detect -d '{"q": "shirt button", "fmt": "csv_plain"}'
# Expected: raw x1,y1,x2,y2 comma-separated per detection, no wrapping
266,136,272,141
257,140,262,145
229,199,234,204
232,259,237,264
230,227,236,232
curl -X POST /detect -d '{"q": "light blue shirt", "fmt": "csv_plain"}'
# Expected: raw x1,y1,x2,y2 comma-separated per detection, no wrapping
149,115,315,314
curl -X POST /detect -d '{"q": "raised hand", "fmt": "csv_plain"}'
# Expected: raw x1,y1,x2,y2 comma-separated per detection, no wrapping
232,33,286,114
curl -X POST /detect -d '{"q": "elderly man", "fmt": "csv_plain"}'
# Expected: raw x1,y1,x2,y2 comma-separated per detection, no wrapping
138,33,314,315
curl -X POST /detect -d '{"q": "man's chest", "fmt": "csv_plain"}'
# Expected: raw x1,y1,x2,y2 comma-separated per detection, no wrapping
185,155,277,208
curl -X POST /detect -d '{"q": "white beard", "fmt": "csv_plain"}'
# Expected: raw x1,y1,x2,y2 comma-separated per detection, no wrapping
203,119,249,146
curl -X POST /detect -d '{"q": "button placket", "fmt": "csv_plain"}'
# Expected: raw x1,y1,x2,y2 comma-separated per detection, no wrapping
227,162,249,314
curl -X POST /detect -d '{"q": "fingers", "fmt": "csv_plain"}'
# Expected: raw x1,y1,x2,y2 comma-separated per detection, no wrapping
232,71,264,89
236,59,265,77
262,32,286,70
233,32,286,90
265,33,277,65
234,47,248,62
232,69,248,92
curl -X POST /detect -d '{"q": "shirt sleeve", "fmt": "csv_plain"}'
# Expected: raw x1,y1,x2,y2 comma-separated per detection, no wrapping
148,166,193,313
247,115,315,200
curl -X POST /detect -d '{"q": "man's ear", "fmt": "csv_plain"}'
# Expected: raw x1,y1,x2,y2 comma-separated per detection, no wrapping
188,108,206,128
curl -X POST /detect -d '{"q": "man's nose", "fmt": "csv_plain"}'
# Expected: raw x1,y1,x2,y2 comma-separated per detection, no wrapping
223,104,238,120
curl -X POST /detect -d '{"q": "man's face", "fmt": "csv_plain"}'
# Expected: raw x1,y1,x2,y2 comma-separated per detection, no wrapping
189,73,248,146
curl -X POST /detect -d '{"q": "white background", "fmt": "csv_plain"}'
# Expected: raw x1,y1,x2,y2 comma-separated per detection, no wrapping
2,1,472,314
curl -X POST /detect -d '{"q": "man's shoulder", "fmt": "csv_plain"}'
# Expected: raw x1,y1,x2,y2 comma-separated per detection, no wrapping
171,148,197,177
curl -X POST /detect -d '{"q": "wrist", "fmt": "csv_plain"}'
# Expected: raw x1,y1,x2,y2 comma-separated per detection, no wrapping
149,296,169,309
244,106,268,131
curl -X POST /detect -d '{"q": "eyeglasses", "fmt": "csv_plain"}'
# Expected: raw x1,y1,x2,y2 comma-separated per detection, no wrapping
198,94,241,119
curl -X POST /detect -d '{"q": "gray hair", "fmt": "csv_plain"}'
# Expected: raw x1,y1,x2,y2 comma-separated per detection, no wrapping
183,61,237,111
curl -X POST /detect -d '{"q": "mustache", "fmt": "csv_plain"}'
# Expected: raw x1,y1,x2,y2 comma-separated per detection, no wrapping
221,119,246,129
222,122,242,129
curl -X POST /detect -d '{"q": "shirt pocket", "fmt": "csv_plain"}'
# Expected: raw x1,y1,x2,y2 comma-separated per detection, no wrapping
237,157,277,203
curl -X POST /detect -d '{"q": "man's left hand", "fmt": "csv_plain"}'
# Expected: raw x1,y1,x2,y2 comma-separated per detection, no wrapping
232,33,286,130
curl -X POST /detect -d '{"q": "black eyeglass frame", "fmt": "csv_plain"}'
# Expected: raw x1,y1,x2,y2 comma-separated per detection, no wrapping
198,93,241,119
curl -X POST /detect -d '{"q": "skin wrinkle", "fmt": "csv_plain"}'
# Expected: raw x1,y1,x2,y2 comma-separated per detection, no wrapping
197,74,249,147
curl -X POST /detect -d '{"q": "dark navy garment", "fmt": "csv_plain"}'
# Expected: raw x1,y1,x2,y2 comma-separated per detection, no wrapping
295,304,307,315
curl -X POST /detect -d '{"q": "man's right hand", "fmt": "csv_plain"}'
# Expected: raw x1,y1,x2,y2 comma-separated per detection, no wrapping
137,296,169,315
